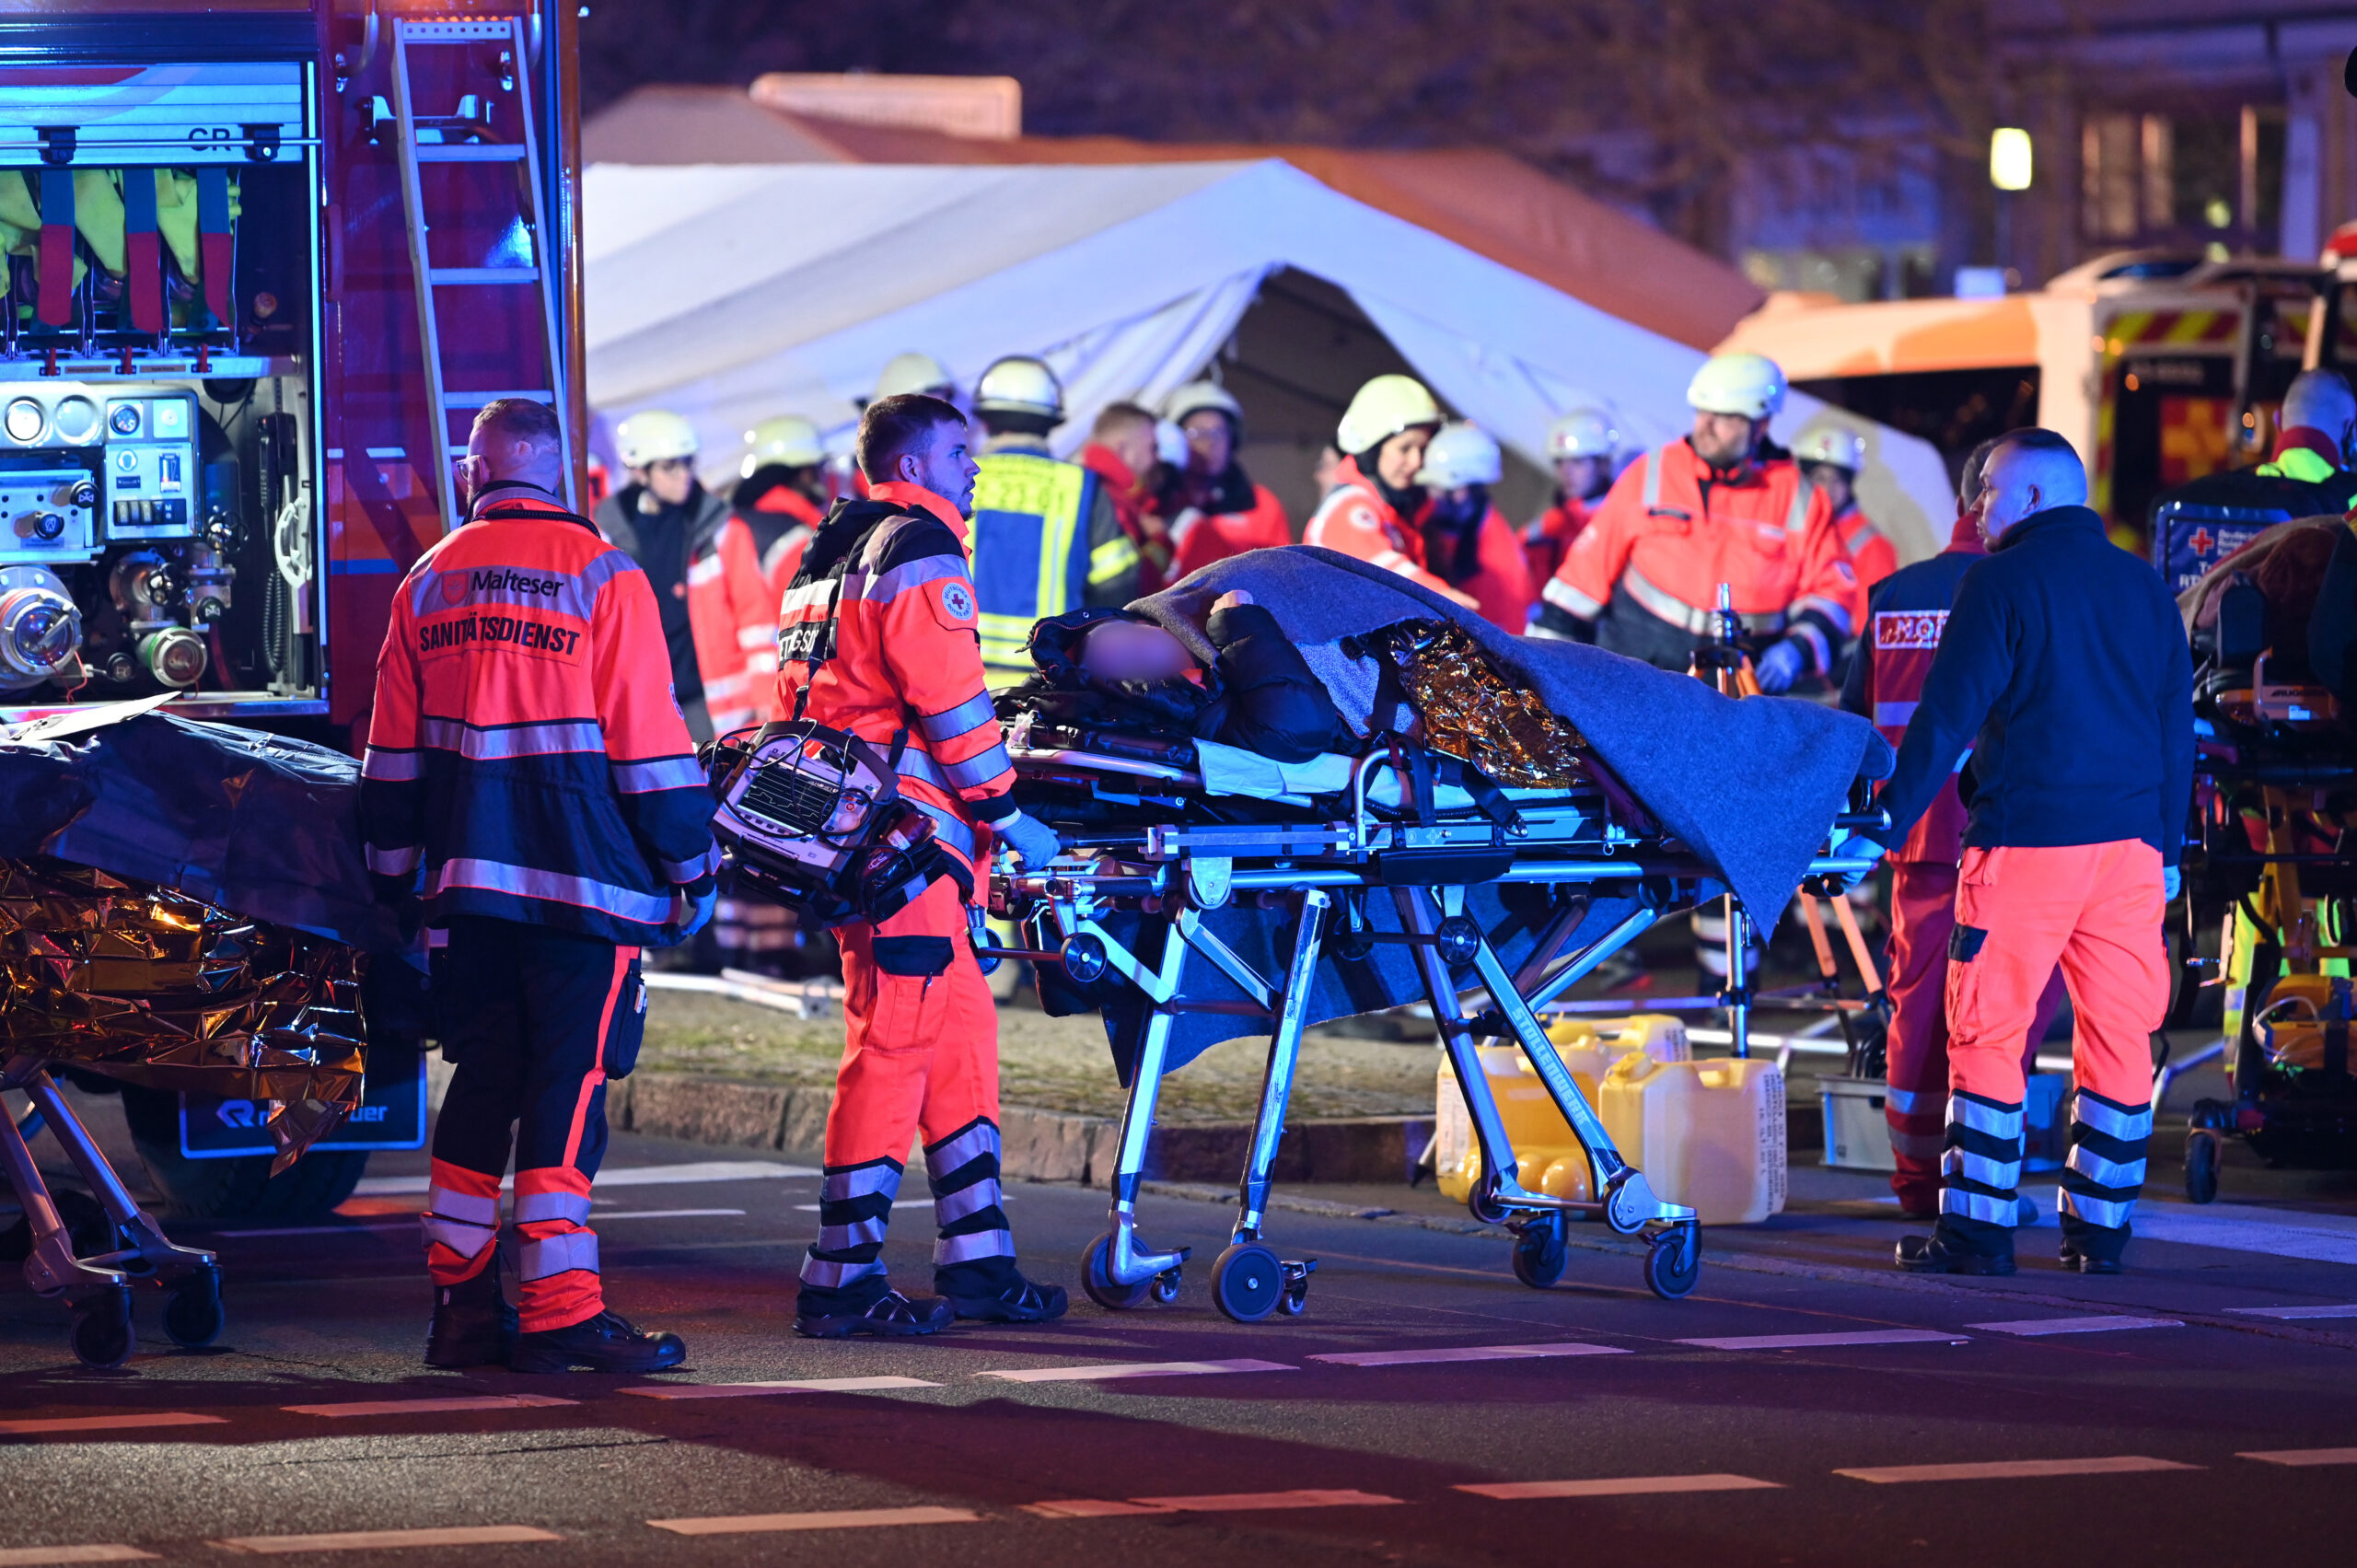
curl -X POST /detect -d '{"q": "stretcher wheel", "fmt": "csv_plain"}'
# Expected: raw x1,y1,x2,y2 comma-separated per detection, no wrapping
2184,1129,2222,1206
1643,1225,1700,1302
1081,1232,1153,1311
1060,935,1109,986
1276,1259,1315,1317
1211,1242,1285,1323
1433,915,1482,966
1511,1215,1568,1289
162,1264,225,1349
70,1286,135,1369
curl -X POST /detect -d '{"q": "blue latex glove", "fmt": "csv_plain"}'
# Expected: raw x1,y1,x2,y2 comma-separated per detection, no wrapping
994,809,1064,868
1755,637,1806,694
669,884,717,937
2164,865,2181,903
1837,831,1888,891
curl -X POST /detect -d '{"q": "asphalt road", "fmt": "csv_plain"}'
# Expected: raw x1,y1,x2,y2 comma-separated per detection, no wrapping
3,1125,2354,1568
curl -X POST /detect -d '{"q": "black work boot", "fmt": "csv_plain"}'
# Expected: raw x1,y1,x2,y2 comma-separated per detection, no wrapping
511,1309,686,1374
936,1257,1069,1323
794,1285,956,1339
1895,1233,2017,1276
424,1268,517,1369
2058,1239,2125,1275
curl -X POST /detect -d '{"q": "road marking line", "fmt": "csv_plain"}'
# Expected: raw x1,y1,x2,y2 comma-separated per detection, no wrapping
353,1160,817,1197
1677,1330,1968,1351
1457,1474,1781,1500
647,1506,981,1536
1309,1342,1631,1367
0,1547,158,1564
1967,1316,2183,1336
621,1376,940,1400
589,1209,747,1220
2238,1447,2357,1466
1128,1491,1404,1512
1024,1500,1175,1519
283,1395,577,1418
2224,1304,2357,1320
976,1359,1297,1384
1837,1457,2200,1483
215,1222,414,1239
213,1526,563,1553
793,1201,935,1212
0,1413,226,1436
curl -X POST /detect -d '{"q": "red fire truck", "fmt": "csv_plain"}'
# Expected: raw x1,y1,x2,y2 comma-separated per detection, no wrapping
0,0,585,1215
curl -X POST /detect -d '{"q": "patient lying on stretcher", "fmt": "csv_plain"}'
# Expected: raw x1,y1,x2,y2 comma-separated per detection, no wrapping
999,590,1353,762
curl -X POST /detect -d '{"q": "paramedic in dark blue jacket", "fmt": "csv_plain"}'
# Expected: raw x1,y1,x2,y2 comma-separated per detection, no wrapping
1854,428,2195,1277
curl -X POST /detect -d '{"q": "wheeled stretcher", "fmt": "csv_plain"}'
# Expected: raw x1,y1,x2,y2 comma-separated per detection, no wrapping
983,733,1874,1318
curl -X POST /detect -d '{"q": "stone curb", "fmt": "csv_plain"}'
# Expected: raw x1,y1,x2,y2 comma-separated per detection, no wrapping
610,1070,1433,1189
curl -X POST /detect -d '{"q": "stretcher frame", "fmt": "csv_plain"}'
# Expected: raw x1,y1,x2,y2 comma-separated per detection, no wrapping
986,745,1872,1314
0,1055,223,1367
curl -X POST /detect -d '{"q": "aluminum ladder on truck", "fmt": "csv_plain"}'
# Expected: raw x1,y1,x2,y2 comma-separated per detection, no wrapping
385,14,575,532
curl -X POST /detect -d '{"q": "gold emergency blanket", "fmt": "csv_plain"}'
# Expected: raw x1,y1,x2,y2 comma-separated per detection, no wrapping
1368,620,1590,788
0,858,365,1170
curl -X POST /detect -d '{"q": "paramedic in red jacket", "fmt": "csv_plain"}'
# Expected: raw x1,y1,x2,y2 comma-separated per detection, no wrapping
731,413,830,601
1532,354,1863,692
1304,374,1477,607
1840,436,2066,1219
1415,422,1534,633
773,392,1070,1338
362,399,712,1375
1161,380,1291,577
1079,401,1175,593
1522,408,1620,592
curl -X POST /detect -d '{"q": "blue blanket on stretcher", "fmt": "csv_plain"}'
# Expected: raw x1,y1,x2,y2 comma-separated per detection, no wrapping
1136,545,1892,922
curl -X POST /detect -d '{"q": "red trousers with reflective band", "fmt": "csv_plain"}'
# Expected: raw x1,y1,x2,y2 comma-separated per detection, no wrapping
1940,841,2167,1256
422,916,645,1332
1883,857,2065,1210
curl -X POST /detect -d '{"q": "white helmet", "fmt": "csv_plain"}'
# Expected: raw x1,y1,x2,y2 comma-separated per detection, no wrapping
1796,426,1866,474
1164,379,1243,427
1413,422,1503,489
974,355,1063,422
1686,352,1788,421
1337,373,1442,456
1155,418,1190,469
1547,409,1620,461
873,351,953,402
614,409,698,469
740,414,823,477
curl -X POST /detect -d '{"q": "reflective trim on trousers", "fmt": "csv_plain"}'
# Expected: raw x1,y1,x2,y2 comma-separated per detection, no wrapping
1947,1094,2025,1141
1888,1129,1945,1160
920,691,999,744
1884,1085,1934,1116
818,1217,888,1251
421,1213,496,1259
611,756,707,794
934,1179,1002,1225
1941,1187,2021,1225
926,1120,999,1179
516,1189,593,1225
518,1230,598,1281
367,842,422,877
935,1228,1017,1266
799,1252,887,1289
2058,1188,2136,1230
2066,1144,2148,1189
426,1183,500,1228
1941,1147,2022,1191
822,1163,903,1203
2073,1093,2154,1142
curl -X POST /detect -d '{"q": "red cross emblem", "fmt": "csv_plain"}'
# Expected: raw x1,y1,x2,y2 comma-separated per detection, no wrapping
2189,527,2214,556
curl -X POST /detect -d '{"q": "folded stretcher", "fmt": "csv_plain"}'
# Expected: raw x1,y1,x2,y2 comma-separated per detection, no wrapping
984,724,1873,1318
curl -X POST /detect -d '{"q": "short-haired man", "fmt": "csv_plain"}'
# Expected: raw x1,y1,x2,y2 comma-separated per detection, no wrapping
1855,429,2194,1277
364,399,714,1372
1078,401,1174,593
773,393,1069,1337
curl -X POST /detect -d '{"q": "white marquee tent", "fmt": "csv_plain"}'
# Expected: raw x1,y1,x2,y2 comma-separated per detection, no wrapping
586,158,1956,561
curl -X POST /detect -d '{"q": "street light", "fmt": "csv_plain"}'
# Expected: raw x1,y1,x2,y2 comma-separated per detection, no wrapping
1990,127,2034,192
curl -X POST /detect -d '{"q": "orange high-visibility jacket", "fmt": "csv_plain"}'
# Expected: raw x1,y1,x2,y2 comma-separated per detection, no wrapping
772,482,1019,873
594,483,778,732
1303,455,1459,598
1543,438,1864,672
1837,503,1899,594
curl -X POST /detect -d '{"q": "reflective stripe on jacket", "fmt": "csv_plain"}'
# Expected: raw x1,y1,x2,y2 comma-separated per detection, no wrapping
1545,438,1863,672
773,482,1016,871
594,484,777,732
1302,455,1460,598
1838,505,1898,593
360,482,718,945
970,437,1141,683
